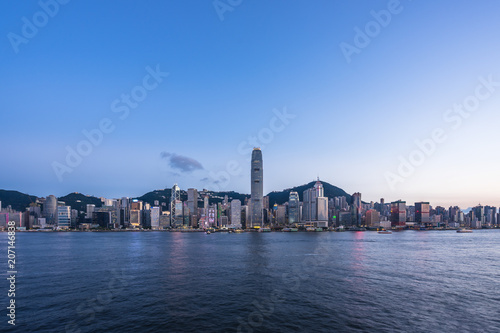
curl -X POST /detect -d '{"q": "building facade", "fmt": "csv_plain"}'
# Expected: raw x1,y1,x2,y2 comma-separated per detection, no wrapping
250,148,263,228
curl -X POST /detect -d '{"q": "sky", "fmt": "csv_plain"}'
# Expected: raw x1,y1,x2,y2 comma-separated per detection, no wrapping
1,0,500,208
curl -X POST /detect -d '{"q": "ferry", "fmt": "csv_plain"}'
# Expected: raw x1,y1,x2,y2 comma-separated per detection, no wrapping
259,228,271,232
378,229,392,234
457,228,473,233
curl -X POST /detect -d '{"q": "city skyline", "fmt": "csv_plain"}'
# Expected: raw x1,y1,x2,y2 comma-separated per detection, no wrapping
3,2,500,332
2,1,500,208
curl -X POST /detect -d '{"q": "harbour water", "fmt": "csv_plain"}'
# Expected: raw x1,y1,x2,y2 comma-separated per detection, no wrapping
3,230,500,332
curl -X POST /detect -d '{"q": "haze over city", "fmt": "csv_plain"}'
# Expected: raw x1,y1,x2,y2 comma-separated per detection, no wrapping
2,0,500,208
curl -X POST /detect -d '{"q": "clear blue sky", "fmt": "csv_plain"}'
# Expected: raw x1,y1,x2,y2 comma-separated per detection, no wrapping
1,0,499,208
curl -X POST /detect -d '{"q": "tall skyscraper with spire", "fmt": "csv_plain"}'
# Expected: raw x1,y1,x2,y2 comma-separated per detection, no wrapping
250,148,263,228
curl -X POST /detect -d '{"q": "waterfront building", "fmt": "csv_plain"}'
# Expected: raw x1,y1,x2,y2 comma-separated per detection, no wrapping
352,192,362,226
121,197,130,225
391,200,406,227
187,188,198,226
86,204,95,219
250,148,263,228
170,184,181,226
208,206,217,228
415,202,430,224
276,204,286,226
303,180,328,228
151,207,160,229
57,206,71,229
130,210,141,228
44,195,57,225
288,191,300,225
230,199,242,229
365,209,380,227
92,211,111,228
160,212,170,228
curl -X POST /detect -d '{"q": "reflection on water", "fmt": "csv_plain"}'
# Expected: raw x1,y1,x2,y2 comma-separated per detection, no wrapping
6,230,500,332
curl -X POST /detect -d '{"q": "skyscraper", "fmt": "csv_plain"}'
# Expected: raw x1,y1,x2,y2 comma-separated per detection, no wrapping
302,180,328,228
187,188,198,227
250,148,263,228
44,195,57,225
86,204,95,219
288,191,300,225
230,199,242,229
352,192,362,226
57,206,71,229
151,207,160,230
415,202,430,224
365,209,380,227
391,200,406,227
170,184,180,227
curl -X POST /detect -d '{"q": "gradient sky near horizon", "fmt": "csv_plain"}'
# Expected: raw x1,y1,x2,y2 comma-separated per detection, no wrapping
1,0,500,208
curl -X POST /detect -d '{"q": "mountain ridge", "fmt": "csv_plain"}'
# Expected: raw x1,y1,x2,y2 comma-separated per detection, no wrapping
0,181,353,212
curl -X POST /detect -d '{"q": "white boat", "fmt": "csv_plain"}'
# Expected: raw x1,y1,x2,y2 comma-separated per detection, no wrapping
457,229,473,233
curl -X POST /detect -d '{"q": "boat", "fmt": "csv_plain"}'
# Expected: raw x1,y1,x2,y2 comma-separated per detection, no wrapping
206,230,211,234
315,228,323,232
259,228,271,232
378,229,392,234
290,228,298,232
234,229,244,233
457,228,473,233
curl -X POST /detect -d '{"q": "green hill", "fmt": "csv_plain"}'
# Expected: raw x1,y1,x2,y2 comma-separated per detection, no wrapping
266,181,352,209
0,190,37,212
58,193,103,213
0,181,354,213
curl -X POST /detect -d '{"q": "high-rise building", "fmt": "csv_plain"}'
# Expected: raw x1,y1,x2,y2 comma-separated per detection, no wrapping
276,204,286,226
379,198,385,214
303,180,328,228
170,184,180,227
352,192,362,226
151,207,160,230
57,206,71,229
316,197,328,225
44,195,57,225
130,210,141,228
365,209,380,227
250,148,263,228
130,200,142,211
121,197,130,225
230,199,242,229
263,196,270,211
187,188,198,227
415,202,430,224
86,204,95,219
92,211,111,228
391,200,406,227
288,191,300,225
207,206,217,228
71,209,78,228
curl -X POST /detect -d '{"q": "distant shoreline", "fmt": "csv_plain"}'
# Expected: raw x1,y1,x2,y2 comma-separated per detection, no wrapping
2,228,499,233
